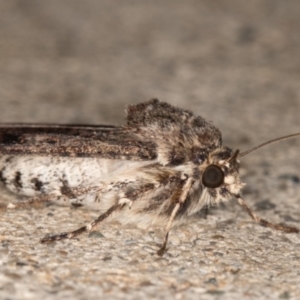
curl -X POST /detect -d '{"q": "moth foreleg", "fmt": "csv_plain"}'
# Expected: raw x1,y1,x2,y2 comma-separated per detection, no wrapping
236,195,299,233
157,177,194,256
40,203,123,243
157,202,180,256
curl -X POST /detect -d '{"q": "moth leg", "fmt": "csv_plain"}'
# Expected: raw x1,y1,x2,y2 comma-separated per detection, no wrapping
157,177,194,256
157,202,180,256
203,205,209,219
236,195,299,233
4,195,53,210
40,203,123,243
118,197,133,209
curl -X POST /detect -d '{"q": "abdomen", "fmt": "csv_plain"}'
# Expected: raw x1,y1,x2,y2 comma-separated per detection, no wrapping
0,156,117,199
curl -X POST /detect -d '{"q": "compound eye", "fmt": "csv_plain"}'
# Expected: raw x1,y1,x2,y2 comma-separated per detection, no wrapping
202,165,224,188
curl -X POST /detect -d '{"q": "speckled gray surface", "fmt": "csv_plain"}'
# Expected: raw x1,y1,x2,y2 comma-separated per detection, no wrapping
0,1,300,299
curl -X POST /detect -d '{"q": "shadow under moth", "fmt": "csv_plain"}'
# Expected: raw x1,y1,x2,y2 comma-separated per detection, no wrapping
0,99,299,256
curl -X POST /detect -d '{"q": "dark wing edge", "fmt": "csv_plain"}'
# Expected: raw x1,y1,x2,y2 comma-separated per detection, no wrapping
0,124,157,161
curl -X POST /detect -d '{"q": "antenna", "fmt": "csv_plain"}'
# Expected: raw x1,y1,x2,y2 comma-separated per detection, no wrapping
239,132,300,157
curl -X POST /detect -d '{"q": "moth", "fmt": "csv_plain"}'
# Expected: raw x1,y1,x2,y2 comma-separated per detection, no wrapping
0,99,299,256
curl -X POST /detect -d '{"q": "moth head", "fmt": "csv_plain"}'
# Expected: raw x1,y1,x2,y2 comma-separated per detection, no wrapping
201,132,300,203
201,147,244,201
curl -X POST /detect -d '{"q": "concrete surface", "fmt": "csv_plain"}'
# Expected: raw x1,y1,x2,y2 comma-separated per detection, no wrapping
0,1,300,299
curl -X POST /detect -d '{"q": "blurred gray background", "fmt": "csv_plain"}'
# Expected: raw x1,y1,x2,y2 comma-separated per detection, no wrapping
0,1,300,299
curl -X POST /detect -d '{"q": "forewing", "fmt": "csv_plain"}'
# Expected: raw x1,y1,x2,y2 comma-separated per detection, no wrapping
0,124,157,160
0,99,222,165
